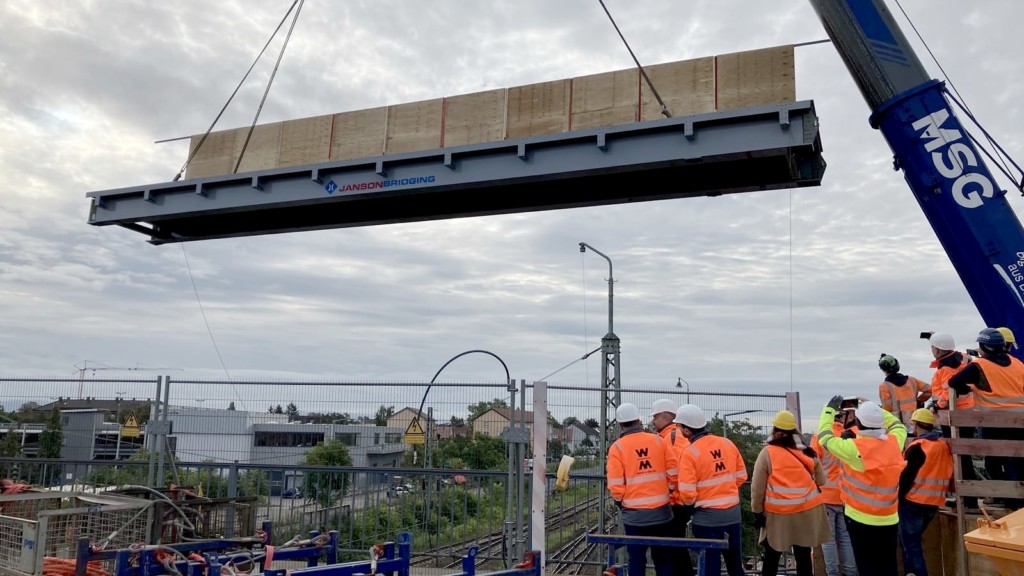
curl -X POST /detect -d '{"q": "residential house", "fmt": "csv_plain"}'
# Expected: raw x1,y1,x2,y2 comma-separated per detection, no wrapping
472,408,567,444
565,422,599,455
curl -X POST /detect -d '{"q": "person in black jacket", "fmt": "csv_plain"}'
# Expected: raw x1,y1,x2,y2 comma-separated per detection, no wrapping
898,409,953,576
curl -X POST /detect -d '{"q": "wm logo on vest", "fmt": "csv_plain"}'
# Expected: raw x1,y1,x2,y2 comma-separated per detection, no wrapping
634,447,653,471
711,448,727,472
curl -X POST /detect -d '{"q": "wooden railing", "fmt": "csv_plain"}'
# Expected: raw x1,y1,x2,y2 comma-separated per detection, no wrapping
938,408,1024,575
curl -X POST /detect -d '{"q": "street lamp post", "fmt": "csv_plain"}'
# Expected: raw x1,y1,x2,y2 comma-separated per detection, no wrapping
579,242,620,534
677,377,692,404
722,410,763,439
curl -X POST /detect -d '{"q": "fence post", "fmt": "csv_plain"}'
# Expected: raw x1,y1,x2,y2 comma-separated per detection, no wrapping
147,375,162,486
530,381,548,564
156,375,171,487
227,460,239,538
785,391,801,425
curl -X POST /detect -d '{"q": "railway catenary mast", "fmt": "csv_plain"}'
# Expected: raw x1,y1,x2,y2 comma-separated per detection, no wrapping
809,0,1024,359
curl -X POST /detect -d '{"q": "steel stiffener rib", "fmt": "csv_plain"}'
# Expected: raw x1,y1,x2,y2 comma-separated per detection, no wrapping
86,101,825,244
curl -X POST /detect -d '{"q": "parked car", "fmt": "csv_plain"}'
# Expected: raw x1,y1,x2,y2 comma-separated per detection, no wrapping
281,487,302,499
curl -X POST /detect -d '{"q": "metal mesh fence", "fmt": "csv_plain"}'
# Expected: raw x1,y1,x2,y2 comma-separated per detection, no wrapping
0,492,152,576
0,376,799,572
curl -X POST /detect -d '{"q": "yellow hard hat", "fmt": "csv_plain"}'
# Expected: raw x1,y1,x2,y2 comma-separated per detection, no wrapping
997,327,1016,344
911,408,936,425
772,410,798,431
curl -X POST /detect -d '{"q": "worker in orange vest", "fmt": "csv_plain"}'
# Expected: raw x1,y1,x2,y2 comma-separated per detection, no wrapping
877,354,931,433
607,402,677,576
810,409,858,576
947,327,1024,508
926,332,974,411
675,404,747,576
817,397,907,576
898,408,953,576
649,398,693,576
925,332,978,508
751,410,830,576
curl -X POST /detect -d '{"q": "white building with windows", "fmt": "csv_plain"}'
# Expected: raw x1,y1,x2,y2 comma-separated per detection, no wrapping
167,408,405,468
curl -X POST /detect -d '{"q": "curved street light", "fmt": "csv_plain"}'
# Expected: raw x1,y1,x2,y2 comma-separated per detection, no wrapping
412,349,513,565
415,349,511,426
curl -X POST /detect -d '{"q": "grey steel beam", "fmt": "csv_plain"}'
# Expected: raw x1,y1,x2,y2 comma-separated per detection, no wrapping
86,101,825,244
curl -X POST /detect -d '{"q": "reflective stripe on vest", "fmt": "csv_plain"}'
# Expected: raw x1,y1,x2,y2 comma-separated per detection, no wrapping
622,493,670,508
696,471,746,488
764,445,823,514
972,358,1024,411
696,494,740,508
841,435,904,518
905,437,953,507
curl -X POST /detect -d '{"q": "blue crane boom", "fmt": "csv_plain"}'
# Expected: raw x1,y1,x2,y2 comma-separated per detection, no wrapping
809,0,1024,357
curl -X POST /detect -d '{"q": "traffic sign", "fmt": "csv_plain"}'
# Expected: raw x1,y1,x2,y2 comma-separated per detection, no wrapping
121,411,141,438
404,418,425,445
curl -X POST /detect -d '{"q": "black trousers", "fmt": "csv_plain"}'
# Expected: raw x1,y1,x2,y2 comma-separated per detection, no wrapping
761,544,812,576
845,516,898,576
667,505,694,576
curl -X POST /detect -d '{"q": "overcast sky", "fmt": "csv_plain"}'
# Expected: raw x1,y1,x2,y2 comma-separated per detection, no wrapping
1,1,1022,426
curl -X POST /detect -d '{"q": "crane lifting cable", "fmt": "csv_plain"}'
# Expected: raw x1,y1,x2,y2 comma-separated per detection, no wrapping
892,0,1023,193
173,0,303,181
233,0,306,174
596,0,672,118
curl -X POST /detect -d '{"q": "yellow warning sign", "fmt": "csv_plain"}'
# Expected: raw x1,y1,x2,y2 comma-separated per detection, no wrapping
121,411,141,438
404,418,426,445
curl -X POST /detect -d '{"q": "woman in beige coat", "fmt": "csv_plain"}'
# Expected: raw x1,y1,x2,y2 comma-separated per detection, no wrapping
750,410,833,576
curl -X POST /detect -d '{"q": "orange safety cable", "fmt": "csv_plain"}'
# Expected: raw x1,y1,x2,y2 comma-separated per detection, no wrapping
42,557,110,576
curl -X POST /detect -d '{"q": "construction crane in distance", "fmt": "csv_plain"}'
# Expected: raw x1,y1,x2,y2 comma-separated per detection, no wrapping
73,361,183,400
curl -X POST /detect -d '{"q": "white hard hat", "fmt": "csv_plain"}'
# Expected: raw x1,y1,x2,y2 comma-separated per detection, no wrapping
616,403,641,423
855,401,885,428
929,332,955,351
673,404,707,428
650,398,679,417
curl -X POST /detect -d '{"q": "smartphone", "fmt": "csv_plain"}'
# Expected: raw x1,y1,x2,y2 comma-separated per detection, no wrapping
920,331,934,340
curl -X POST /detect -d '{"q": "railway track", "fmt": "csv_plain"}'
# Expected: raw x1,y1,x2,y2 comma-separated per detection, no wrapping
548,512,610,569
411,496,601,569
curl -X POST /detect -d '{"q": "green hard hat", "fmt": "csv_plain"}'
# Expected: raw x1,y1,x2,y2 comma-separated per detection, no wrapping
878,354,900,374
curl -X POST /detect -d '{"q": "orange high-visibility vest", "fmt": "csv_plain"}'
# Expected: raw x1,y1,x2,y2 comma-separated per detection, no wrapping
904,438,953,507
842,435,905,519
930,354,975,410
811,423,843,506
659,424,686,505
606,431,676,509
678,434,748,510
880,376,928,425
764,446,823,514
972,357,1024,411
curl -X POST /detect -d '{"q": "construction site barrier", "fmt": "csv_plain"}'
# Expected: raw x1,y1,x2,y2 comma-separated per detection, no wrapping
264,532,411,576
72,523,341,576
586,533,729,576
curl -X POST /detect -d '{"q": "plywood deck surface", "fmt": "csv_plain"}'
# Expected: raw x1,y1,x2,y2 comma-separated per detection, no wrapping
185,45,797,179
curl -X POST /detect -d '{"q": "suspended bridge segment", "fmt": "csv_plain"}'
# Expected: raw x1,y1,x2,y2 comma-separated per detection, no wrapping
86,101,824,244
